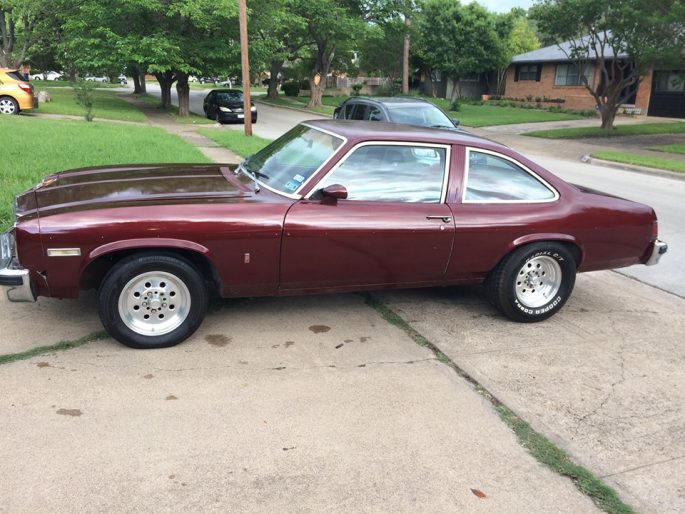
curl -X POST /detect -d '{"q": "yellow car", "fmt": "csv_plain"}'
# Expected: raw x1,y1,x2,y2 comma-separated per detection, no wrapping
0,68,37,115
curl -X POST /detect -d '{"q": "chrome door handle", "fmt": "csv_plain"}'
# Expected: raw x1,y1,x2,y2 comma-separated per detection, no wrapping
426,215,452,223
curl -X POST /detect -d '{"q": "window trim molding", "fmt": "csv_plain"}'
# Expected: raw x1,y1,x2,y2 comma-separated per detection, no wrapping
304,140,452,204
462,147,560,204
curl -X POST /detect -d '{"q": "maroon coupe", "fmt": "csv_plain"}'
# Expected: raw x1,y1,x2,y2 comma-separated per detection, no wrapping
0,121,667,348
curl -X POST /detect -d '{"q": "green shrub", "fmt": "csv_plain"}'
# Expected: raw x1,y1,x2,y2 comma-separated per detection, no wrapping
450,98,461,112
299,79,311,90
282,80,300,97
73,80,97,122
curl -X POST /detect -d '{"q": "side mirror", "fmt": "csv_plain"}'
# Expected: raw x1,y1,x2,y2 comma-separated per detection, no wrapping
451,118,460,127
321,184,348,200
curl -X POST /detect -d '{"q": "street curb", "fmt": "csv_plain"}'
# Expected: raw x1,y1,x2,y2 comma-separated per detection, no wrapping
587,157,685,182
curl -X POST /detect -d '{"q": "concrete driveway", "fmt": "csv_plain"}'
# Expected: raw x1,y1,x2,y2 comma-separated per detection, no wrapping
1,293,599,513
2,264,684,512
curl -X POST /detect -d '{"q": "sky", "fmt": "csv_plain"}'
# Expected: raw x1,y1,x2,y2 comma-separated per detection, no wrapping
474,0,536,13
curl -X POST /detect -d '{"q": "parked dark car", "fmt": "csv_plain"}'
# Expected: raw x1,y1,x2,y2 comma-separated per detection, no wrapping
334,96,461,130
0,120,667,349
203,89,257,124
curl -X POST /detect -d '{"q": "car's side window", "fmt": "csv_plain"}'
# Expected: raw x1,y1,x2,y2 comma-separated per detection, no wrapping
367,106,383,121
317,144,448,203
464,150,557,202
350,104,367,120
343,103,355,119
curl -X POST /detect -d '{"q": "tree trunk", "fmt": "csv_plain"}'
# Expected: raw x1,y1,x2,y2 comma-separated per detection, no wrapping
308,77,324,107
176,72,190,117
600,103,618,130
267,60,283,99
402,15,411,95
132,67,143,94
136,66,147,94
155,71,175,109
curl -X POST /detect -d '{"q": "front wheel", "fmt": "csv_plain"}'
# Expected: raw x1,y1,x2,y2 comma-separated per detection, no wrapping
486,242,576,322
99,254,208,349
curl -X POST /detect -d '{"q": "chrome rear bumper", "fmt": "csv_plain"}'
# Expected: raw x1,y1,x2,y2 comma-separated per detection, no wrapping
646,240,668,266
1,231,36,302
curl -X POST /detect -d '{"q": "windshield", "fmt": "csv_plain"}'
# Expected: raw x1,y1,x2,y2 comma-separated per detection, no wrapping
216,91,243,104
387,105,454,128
243,125,343,195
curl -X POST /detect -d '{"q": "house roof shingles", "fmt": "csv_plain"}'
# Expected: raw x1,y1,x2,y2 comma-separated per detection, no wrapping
512,34,628,63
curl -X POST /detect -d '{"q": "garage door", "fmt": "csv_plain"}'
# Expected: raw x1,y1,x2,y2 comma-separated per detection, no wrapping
648,70,685,118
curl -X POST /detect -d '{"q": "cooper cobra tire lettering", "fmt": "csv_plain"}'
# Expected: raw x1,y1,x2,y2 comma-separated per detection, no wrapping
486,242,576,323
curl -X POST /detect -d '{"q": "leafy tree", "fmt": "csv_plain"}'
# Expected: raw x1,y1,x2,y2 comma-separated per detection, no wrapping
493,10,539,95
531,0,685,130
417,0,506,99
0,0,49,67
290,0,365,108
248,0,307,99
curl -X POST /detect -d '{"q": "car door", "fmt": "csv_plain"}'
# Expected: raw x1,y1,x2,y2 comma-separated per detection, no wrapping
280,142,455,290
203,91,214,115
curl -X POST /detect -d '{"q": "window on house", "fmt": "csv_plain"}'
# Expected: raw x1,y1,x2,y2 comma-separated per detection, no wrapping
516,64,539,81
555,63,594,87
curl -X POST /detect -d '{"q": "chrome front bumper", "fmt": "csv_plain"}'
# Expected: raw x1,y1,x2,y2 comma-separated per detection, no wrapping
1,231,36,302
646,240,668,266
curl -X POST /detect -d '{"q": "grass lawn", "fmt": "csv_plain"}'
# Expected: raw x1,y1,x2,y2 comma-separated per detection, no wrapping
34,86,147,122
591,151,685,174
199,128,273,157
260,94,586,126
137,93,214,124
0,116,210,229
526,122,685,139
258,95,344,116
452,104,585,127
648,143,685,155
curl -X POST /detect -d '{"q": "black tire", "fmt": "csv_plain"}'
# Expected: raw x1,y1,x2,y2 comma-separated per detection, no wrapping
215,110,222,124
486,242,576,322
0,96,19,115
98,254,208,349
251,115,257,124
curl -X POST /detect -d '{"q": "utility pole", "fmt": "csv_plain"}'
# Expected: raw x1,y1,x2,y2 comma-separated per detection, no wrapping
402,14,411,95
239,0,252,136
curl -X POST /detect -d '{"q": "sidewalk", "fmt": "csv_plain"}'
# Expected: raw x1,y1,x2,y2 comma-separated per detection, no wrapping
121,95,242,164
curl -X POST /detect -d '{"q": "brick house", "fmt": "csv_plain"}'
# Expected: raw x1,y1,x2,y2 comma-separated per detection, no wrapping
504,40,685,118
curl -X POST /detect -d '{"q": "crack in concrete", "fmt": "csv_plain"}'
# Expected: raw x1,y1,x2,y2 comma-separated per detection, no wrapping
577,349,628,423
79,357,438,374
600,454,685,479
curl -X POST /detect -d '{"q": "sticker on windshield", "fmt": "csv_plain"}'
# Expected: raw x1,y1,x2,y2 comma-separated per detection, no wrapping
293,174,305,183
284,180,299,192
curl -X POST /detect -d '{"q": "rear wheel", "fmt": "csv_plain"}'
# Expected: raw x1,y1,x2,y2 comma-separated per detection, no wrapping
0,97,19,115
98,254,208,349
486,242,576,322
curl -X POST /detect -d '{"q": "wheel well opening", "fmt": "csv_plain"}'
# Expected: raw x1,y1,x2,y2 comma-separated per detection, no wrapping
80,248,221,293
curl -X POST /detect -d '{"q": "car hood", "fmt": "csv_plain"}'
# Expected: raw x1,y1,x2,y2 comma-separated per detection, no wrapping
15,163,252,220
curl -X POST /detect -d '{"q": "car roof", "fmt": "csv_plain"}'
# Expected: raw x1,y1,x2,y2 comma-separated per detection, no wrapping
210,89,243,93
347,96,435,107
305,119,506,150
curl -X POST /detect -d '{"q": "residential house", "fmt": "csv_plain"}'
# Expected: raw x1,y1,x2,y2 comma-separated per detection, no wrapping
504,39,685,118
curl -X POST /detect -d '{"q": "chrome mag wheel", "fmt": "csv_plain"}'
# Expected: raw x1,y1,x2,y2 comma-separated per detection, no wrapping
514,255,562,308
117,271,191,336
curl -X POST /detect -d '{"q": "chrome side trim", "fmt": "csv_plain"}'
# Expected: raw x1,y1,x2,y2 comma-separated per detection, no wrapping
646,240,668,266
